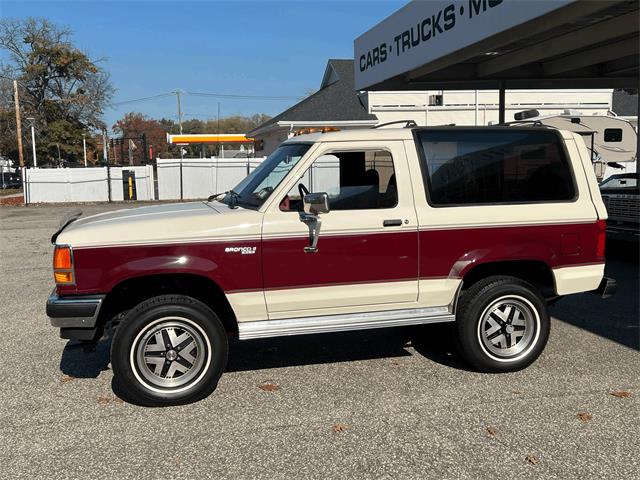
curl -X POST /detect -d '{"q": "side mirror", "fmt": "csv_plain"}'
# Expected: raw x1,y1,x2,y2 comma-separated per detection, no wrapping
299,192,329,253
303,192,330,215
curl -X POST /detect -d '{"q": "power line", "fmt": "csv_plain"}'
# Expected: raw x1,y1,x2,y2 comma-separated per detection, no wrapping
112,90,303,107
112,92,175,106
186,91,302,101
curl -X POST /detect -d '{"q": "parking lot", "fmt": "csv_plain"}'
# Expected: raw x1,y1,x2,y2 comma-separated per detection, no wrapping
0,203,638,479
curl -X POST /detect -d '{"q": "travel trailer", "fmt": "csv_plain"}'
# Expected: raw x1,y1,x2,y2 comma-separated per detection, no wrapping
511,110,637,182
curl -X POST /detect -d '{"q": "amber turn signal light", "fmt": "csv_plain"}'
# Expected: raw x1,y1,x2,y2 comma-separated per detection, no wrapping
53,246,72,269
53,245,74,285
54,271,74,284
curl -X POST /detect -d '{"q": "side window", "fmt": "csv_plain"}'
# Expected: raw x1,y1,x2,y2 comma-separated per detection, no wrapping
279,150,398,211
415,130,575,206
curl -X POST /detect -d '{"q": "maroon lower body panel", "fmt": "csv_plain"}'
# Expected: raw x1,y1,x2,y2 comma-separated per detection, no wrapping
262,231,419,290
59,240,262,295
419,221,604,278
57,221,603,296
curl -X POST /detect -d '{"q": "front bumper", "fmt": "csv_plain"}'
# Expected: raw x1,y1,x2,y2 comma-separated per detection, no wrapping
591,276,617,299
47,290,106,340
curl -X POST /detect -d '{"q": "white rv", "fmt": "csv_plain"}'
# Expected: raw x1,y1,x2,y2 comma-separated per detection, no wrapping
511,110,637,182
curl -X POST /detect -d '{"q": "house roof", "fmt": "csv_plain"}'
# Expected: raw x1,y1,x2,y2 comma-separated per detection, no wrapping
248,59,377,136
612,90,638,117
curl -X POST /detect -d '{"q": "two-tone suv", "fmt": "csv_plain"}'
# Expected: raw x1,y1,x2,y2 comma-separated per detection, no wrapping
47,126,616,406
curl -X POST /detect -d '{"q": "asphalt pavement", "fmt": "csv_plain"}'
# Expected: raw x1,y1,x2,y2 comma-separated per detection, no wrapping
0,203,638,479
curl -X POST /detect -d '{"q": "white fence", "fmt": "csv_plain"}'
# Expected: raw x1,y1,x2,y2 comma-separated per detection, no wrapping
23,166,155,203
157,157,264,200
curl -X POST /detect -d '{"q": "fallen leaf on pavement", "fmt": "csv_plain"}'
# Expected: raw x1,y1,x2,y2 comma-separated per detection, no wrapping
60,375,75,384
512,390,522,395
259,382,279,392
526,454,539,465
332,423,347,433
175,456,182,465
577,412,592,422
97,396,111,405
610,391,632,398
486,427,497,436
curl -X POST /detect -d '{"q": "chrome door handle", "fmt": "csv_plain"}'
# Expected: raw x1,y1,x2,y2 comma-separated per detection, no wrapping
383,219,402,227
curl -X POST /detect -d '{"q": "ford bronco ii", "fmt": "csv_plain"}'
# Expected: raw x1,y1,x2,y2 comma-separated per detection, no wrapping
47,126,616,406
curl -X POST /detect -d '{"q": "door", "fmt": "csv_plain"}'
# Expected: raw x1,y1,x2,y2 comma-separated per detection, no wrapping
261,141,419,317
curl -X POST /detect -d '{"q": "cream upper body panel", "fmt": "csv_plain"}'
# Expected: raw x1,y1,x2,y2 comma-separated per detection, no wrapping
57,201,262,248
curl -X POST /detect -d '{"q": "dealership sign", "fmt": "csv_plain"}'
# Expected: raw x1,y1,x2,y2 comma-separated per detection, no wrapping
354,0,577,90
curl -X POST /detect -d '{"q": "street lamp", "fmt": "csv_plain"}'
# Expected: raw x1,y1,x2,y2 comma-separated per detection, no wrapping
26,117,36,168
82,133,87,167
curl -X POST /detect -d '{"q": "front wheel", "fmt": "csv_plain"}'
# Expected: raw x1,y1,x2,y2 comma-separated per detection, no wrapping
455,276,550,372
111,295,228,406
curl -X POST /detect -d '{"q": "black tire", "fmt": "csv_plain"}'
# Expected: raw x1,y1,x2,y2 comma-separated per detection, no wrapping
455,276,550,372
111,294,228,406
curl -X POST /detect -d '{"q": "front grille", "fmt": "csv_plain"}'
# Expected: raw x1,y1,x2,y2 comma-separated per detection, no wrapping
602,194,640,222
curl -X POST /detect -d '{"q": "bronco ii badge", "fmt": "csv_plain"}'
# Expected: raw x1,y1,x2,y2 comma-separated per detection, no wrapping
225,246,257,255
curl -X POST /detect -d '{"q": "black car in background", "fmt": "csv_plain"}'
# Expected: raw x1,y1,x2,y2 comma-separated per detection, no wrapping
1,171,21,189
600,173,640,242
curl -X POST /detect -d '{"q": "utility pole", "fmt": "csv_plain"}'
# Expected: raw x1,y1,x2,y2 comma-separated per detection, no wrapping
82,134,87,167
176,89,184,200
13,80,24,168
176,90,183,134
217,102,221,156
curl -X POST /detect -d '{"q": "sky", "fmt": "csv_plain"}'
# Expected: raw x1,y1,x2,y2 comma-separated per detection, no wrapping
1,0,405,128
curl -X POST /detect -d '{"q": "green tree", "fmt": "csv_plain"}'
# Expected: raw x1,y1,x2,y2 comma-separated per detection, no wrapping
0,17,113,166
112,112,171,163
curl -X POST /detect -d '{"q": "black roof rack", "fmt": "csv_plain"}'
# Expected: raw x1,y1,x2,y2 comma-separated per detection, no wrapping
372,120,418,129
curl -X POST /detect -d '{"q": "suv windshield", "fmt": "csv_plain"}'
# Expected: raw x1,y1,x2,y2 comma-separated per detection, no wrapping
221,143,311,209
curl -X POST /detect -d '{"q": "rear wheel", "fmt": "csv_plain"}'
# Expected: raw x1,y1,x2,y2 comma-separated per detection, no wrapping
455,276,550,372
111,295,228,406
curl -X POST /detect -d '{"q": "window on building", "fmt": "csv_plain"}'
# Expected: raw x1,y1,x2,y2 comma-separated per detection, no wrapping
415,129,575,206
280,150,398,211
604,128,623,142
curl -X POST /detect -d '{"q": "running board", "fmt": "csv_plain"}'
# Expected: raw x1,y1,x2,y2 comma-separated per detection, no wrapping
238,306,455,340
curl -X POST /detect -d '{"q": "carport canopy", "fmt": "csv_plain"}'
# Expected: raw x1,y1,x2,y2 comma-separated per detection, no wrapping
354,0,639,97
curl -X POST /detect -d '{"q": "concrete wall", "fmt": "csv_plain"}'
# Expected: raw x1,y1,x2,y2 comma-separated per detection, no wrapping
157,157,265,200
23,166,155,203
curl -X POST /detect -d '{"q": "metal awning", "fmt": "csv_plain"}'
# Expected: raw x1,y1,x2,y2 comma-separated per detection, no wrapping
166,134,253,145
354,0,639,92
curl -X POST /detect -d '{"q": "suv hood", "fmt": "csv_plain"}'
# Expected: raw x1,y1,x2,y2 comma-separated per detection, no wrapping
56,201,262,248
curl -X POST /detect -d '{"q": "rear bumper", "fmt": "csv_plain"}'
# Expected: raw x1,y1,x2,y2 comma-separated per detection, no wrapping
591,276,617,299
47,290,105,340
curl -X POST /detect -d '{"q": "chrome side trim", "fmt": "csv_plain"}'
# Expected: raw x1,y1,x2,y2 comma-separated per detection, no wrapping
238,306,455,340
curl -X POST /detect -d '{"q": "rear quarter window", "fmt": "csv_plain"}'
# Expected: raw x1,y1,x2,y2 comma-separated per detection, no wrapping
414,129,576,206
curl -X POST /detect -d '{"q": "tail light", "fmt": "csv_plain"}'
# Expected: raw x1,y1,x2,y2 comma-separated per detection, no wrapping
53,245,75,285
596,220,606,259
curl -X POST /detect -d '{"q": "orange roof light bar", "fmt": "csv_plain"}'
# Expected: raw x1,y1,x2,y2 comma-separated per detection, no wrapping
167,133,254,145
